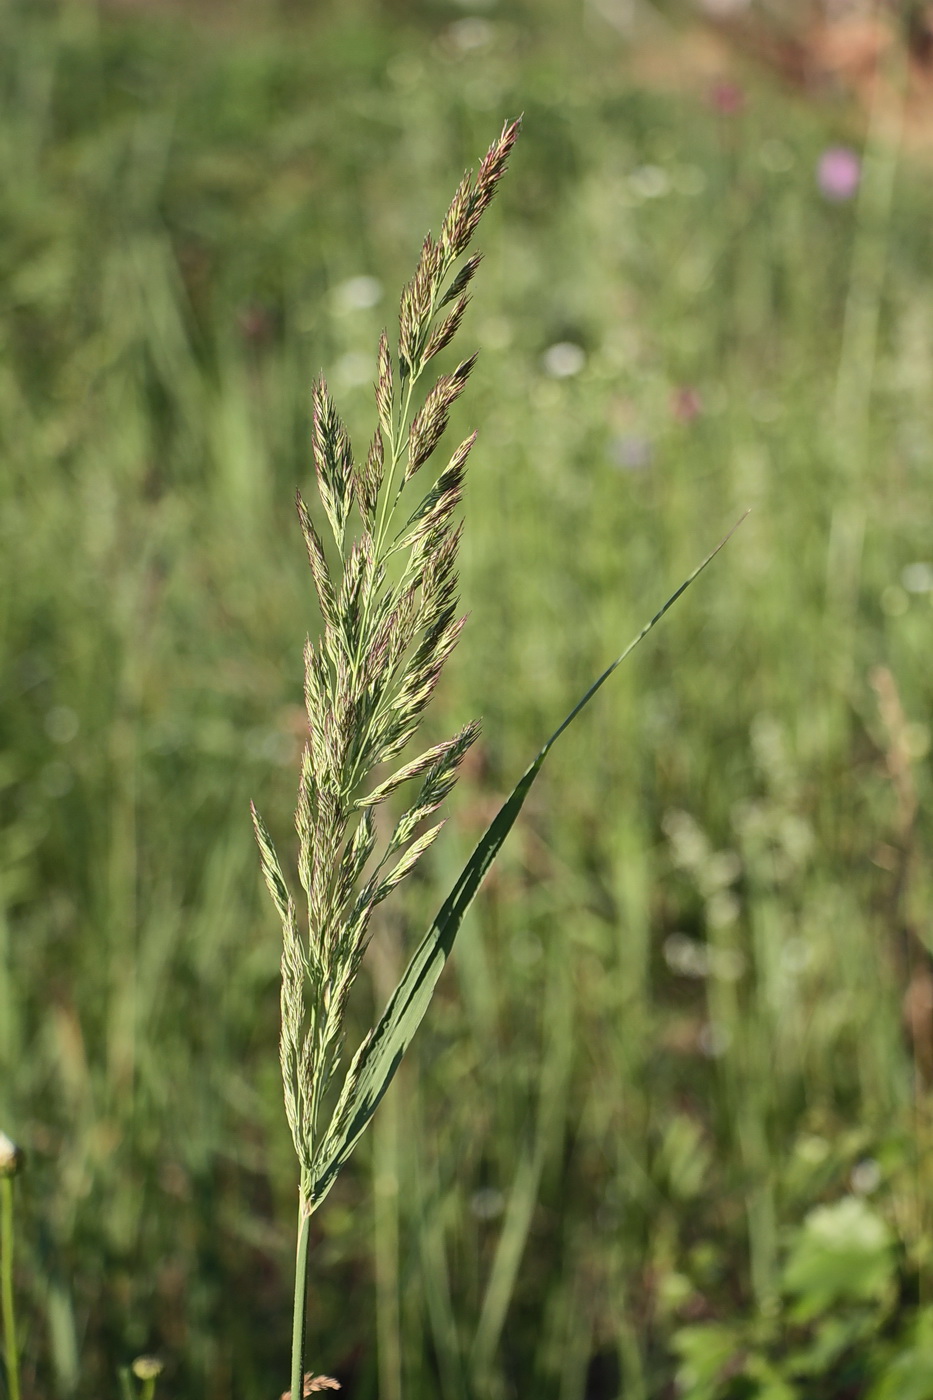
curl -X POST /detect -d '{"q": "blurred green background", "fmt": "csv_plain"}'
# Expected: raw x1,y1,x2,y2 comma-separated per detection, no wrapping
3,0,933,1396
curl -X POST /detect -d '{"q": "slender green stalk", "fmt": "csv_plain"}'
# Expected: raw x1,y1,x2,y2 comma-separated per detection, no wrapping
253,120,522,1392
1,1175,21,1400
291,1195,312,1400
118,1365,135,1400
371,937,403,1400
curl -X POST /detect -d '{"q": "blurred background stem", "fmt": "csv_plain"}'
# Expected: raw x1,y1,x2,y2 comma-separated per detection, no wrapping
1,1174,21,1400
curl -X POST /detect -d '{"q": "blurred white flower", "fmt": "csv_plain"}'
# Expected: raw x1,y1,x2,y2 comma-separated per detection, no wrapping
850,1159,882,1196
446,18,495,52
471,1187,505,1220
628,165,670,199
804,1196,890,1252
45,705,79,744
609,433,653,471
902,562,933,594
334,351,373,388
707,891,741,930
698,1022,731,1058
664,933,710,979
332,275,382,313
542,341,586,378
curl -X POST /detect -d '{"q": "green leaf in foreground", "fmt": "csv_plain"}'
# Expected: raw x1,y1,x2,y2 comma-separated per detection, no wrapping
309,515,746,1207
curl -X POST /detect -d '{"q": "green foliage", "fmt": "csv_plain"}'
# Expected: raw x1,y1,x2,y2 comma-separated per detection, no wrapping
670,1193,931,1398
868,1314,933,1400
783,1197,895,1320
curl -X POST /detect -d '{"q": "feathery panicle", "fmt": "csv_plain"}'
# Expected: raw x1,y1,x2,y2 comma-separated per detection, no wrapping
335,808,376,910
252,120,520,1238
373,822,446,904
375,331,393,436
251,802,292,925
423,293,470,363
280,899,314,1170
297,493,338,629
439,253,482,308
441,118,521,257
358,723,479,809
397,434,474,554
396,119,519,384
439,171,474,259
311,378,354,548
355,432,383,529
398,235,442,379
405,355,477,481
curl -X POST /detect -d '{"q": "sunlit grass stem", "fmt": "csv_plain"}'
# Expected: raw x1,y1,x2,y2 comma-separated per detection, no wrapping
291,1200,312,1400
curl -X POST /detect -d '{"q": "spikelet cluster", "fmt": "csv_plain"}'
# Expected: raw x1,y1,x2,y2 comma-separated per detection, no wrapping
253,119,521,1188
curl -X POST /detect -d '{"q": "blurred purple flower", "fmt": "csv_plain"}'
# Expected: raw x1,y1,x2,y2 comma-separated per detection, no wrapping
817,146,861,202
610,433,653,472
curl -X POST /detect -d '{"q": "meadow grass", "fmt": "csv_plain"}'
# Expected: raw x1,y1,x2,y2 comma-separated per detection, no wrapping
2,1,933,1397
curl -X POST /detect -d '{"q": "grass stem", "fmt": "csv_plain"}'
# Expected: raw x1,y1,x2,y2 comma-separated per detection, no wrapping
290,1195,312,1400
1,1175,21,1400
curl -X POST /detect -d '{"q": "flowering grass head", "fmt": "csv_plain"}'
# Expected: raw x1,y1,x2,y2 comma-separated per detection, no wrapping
252,118,736,1399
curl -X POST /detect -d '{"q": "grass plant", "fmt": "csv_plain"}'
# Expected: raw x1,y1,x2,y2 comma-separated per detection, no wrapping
250,118,525,1397
253,117,737,1396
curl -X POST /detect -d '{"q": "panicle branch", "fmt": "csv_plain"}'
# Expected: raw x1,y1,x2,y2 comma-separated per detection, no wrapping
398,116,521,380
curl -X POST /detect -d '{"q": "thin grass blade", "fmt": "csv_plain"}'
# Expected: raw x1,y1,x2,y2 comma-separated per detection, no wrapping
308,517,746,1203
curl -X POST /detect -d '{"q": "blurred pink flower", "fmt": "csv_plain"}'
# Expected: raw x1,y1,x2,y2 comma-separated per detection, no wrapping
709,80,745,115
671,386,703,423
817,146,861,202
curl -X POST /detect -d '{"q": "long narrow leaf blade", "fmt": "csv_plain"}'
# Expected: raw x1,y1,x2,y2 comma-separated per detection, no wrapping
309,519,745,1204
